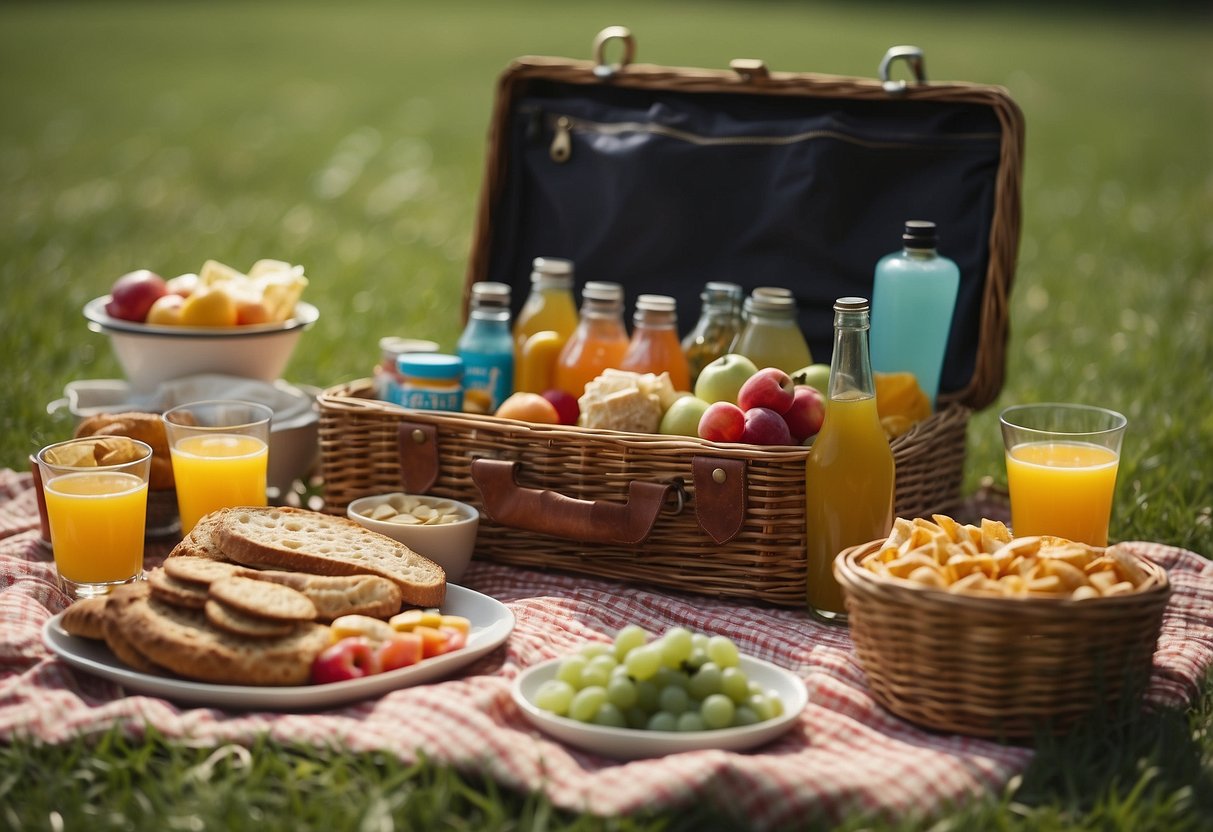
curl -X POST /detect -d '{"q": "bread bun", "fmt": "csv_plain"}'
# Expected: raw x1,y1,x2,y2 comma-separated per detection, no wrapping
75,411,175,490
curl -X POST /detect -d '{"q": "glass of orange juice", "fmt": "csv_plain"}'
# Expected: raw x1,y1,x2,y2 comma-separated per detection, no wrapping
35,436,153,599
1000,403,1128,546
162,400,272,535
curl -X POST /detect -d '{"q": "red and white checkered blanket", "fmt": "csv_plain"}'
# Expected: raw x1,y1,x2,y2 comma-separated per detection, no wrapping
1,468,1210,828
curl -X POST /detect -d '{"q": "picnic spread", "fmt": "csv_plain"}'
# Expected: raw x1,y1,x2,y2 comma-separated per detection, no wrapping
2,469,1212,828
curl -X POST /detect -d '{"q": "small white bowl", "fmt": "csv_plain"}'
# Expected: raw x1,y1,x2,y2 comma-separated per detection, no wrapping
346,493,479,583
84,296,319,392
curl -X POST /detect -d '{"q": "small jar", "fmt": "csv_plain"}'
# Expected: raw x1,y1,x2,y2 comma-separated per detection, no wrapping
376,336,439,403
397,353,464,412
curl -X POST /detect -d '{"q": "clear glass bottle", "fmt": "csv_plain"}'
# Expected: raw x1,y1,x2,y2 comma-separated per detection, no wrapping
512,257,579,391
804,297,895,624
869,220,960,408
731,287,813,373
682,281,744,387
553,281,630,397
618,294,691,392
457,282,513,413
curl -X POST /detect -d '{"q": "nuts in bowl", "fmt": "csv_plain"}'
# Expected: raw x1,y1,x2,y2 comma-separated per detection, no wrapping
347,493,479,583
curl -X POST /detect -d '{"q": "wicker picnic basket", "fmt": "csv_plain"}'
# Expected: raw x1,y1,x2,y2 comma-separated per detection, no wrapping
317,29,1024,607
834,541,1172,737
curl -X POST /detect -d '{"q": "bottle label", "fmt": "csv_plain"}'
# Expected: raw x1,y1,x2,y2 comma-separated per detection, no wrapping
460,351,513,412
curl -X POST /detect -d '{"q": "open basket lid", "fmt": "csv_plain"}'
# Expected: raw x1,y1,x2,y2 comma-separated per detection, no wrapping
465,27,1024,411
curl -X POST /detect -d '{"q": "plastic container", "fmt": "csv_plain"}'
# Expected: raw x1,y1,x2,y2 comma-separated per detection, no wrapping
375,337,440,402
682,281,744,387
618,295,691,391
397,353,464,412
457,282,514,413
512,257,578,391
804,297,894,624
731,288,813,373
869,221,961,408
553,281,630,397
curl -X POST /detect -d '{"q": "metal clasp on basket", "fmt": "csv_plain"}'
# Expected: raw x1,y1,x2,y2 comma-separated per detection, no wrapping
592,25,636,81
879,45,927,95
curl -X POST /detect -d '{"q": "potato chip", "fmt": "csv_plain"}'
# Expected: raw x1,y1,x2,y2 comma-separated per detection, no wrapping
981,518,1012,552
1070,585,1101,601
908,565,946,588
1109,546,1149,586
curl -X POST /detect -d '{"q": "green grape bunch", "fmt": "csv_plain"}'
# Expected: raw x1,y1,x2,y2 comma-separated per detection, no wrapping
532,625,786,731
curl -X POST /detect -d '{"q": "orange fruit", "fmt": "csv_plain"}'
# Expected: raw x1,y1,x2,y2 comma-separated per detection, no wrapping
180,286,238,327
494,392,560,424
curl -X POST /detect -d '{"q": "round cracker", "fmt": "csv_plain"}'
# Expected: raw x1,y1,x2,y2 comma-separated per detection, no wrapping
205,599,295,639
60,597,109,640
147,567,209,609
208,575,317,622
164,555,244,586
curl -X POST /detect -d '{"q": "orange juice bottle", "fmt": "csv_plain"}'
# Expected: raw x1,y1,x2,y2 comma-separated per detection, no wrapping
618,294,691,392
805,297,895,623
553,281,630,397
512,257,578,391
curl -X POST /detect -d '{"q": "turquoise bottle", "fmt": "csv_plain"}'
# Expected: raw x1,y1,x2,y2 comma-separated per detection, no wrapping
869,221,960,408
457,281,514,413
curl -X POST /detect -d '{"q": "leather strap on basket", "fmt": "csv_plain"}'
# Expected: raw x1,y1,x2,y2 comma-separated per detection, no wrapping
397,421,439,494
692,456,746,544
470,458,675,545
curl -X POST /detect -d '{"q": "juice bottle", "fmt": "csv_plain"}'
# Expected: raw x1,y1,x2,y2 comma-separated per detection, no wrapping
869,220,960,408
731,288,813,373
553,281,630,397
457,281,514,413
512,257,578,391
618,294,691,392
682,281,744,387
805,297,895,624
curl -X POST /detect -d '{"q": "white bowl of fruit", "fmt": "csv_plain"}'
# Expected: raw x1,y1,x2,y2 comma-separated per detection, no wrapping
84,259,317,392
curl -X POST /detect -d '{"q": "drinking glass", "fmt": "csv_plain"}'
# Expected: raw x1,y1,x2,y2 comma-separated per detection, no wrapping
999,403,1127,546
163,400,272,534
35,436,152,599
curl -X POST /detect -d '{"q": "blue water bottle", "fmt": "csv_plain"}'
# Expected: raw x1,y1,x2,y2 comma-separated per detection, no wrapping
458,281,514,413
869,221,960,408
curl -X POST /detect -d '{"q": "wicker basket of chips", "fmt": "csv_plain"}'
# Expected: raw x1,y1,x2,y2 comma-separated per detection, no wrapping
834,516,1171,738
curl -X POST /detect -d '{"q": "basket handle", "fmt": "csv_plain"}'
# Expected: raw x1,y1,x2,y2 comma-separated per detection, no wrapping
470,458,676,545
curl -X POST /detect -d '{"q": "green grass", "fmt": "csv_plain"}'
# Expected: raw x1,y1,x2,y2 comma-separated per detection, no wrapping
1,0,1211,828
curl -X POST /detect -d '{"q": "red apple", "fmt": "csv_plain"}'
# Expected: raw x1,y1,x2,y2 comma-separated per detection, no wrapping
737,367,795,415
542,388,580,426
784,385,826,442
740,407,793,446
105,269,167,323
698,401,746,443
376,633,424,672
311,637,380,683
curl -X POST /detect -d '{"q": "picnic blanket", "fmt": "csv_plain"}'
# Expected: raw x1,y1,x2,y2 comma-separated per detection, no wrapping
1,467,1211,829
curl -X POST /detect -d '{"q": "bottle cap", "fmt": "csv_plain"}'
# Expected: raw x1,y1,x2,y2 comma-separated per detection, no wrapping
531,257,574,280
379,336,440,359
834,296,869,312
635,294,677,312
752,286,793,298
582,281,624,303
470,281,511,306
745,292,797,315
902,220,938,249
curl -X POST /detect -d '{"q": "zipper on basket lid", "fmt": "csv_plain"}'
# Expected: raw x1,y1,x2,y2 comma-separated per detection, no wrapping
544,110,1001,164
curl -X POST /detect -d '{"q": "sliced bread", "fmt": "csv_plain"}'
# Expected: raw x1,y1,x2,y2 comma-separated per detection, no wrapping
168,510,237,563
218,507,446,608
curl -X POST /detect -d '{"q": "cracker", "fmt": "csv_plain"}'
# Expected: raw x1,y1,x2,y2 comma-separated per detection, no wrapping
163,555,245,586
60,597,109,640
147,568,209,610
208,575,318,622
205,599,295,639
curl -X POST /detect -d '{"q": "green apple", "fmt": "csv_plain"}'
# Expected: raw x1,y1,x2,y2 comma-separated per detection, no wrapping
792,363,831,395
694,354,759,404
659,395,711,437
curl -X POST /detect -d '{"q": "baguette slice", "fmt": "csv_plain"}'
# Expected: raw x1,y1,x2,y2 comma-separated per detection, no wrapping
218,507,446,608
169,510,237,563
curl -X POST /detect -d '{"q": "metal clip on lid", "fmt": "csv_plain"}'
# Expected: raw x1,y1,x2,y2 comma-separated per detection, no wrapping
593,25,635,81
879,45,927,95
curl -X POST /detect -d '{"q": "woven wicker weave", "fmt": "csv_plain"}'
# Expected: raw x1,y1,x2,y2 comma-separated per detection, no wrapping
318,380,968,607
834,541,1171,737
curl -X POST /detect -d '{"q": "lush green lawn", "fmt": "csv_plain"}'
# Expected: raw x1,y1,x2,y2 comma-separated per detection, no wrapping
1,0,1210,829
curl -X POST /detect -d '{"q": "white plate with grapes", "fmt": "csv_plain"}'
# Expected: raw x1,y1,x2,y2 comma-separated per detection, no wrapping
512,626,808,760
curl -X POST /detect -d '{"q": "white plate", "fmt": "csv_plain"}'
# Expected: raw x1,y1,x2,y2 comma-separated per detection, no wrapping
43,584,514,710
512,654,807,760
